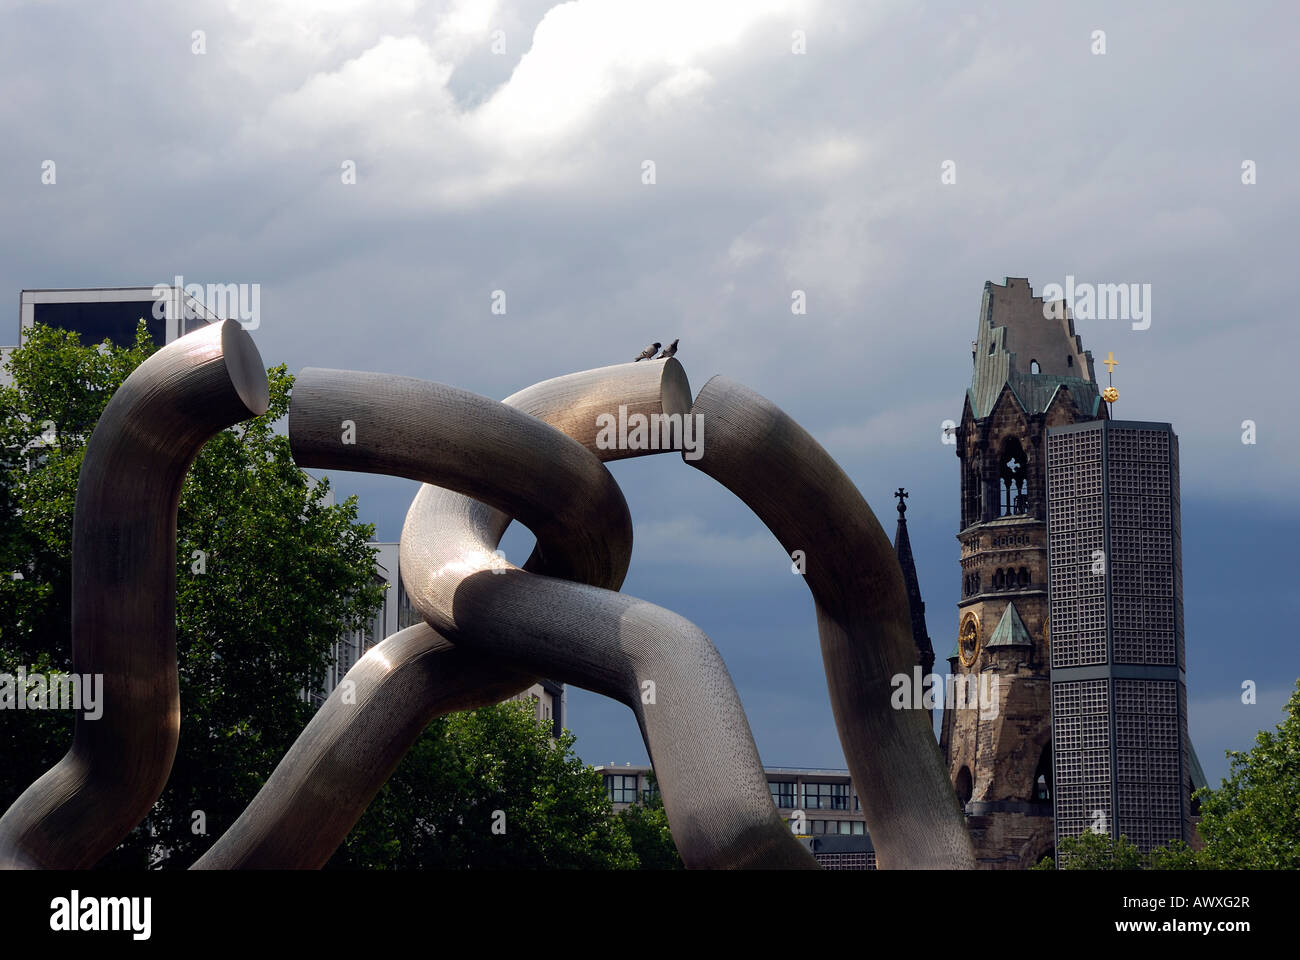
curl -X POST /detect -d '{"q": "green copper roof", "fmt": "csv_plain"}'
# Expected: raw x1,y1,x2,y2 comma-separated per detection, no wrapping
985,602,1033,648
966,278,1103,420
968,372,1103,421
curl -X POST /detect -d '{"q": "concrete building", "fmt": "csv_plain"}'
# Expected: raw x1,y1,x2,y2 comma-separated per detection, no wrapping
799,834,877,870
942,277,1105,868
942,278,1205,867
2,286,221,387
19,286,219,345
1046,419,1203,854
511,680,565,740
594,763,877,869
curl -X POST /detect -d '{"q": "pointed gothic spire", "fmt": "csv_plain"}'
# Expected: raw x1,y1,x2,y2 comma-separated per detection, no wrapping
893,488,935,676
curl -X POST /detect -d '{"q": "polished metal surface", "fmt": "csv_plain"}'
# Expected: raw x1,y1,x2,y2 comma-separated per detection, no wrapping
5,343,972,870
686,376,975,869
195,366,636,868
0,321,268,869
401,359,813,869
500,357,693,460
193,622,534,869
198,360,811,869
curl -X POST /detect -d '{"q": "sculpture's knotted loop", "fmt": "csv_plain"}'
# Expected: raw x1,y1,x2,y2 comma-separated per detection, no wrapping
2,330,974,870
400,360,814,869
196,367,643,868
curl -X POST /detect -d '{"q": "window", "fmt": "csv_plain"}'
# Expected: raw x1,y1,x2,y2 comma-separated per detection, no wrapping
804,782,851,810
851,821,864,835
33,300,167,348
605,774,639,804
769,781,796,809
998,438,1029,516
1030,359,1041,374
955,767,973,807
1067,355,1074,368
1033,744,1053,802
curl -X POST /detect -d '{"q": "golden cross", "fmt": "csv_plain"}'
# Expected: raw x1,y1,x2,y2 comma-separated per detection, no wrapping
1104,351,1118,374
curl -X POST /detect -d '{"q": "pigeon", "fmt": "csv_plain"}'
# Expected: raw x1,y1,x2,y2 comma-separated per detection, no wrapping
656,338,679,359
634,341,661,361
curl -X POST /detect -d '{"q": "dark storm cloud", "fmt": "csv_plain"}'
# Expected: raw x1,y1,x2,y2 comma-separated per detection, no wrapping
1,0,1295,782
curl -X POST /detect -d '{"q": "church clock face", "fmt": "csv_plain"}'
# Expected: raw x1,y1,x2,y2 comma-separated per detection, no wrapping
958,612,980,667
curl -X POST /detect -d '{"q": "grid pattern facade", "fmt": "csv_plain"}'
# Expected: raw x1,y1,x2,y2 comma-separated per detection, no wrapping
1114,679,1183,851
1171,430,1185,671
814,851,877,870
1047,421,1189,857
1052,679,1111,841
1047,428,1106,668
1106,427,1179,667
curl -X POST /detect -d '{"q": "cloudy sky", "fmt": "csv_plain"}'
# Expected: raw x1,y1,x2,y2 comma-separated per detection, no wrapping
2,0,1297,787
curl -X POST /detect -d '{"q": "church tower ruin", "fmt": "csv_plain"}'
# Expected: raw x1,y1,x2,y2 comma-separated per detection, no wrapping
940,277,1105,868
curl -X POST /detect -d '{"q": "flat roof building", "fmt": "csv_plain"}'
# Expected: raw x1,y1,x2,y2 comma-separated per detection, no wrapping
3,286,223,388
1047,419,1203,854
594,763,877,869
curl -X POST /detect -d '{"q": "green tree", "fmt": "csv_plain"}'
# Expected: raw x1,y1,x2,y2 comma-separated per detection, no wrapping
616,772,683,869
1033,830,1144,870
330,700,638,869
0,322,383,868
1146,839,1202,870
1190,679,1300,870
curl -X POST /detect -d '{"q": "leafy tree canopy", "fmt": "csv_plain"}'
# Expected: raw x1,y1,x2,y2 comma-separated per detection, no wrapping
0,321,382,867
332,700,639,869
616,771,683,870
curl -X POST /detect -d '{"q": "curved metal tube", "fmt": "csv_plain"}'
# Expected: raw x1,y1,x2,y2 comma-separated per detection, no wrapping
501,357,694,461
685,376,975,869
401,360,815,869
0,320,268,869
194,623,534,869
286,368,631,587
193,368,636,868
204,360,812,869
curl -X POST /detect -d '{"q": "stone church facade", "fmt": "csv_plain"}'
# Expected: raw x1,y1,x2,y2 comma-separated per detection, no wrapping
938,277,1106,868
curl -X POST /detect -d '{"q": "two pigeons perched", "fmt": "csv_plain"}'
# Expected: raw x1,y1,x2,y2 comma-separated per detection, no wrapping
634,338,679,361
